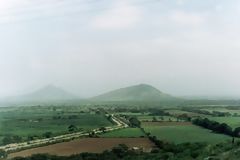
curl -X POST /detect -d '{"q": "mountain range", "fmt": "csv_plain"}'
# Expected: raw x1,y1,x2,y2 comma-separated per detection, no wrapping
0,84,179,106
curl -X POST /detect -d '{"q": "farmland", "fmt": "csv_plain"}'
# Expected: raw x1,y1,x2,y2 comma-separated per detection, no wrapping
209,117,240,128
0,106,113,145
2,105,240,160
142,122,232,144
8,138,155,159
101,128,145,138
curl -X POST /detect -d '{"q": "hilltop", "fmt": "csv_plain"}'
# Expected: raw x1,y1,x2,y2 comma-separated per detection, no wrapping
90,84,179,102
18,85,77,101
0,85,77,106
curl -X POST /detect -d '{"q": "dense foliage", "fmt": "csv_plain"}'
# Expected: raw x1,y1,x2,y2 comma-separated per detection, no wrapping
192,118,233,136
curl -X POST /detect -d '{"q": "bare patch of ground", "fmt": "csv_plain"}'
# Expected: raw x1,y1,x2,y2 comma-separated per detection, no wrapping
8,138,155,159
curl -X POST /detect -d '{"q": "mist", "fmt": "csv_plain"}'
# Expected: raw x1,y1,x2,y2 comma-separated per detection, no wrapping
1,0,240,99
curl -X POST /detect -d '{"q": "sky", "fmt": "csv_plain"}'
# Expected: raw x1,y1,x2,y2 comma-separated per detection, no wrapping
0,0,240,98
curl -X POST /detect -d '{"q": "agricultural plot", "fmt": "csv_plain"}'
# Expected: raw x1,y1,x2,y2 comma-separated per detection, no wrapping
8,138,155,159
0,109,113,145
209,117,240,128
101,128,145,138
142,122,231,144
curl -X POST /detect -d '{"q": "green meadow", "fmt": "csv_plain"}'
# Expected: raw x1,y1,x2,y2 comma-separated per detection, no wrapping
142,124,232,144
101,128,145,138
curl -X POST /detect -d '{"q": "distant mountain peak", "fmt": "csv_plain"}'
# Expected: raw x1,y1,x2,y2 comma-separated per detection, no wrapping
5,85,77,104
42,84,59,89
35,84,66,93
91,84,178,102
25,85,76,100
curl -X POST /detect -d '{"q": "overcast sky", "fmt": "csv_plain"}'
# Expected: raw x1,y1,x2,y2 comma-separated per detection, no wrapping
0,0,240,98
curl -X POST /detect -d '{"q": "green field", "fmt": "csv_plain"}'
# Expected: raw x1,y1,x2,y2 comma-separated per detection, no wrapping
0,107,112,145
143,123,231,144
209,117,240,128
101,128,145,138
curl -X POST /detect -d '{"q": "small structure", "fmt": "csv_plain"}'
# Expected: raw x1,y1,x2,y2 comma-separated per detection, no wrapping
131,147,143,153
0,149,7,160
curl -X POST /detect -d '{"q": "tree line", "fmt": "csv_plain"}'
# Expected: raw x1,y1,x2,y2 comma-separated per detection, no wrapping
192,118,240,137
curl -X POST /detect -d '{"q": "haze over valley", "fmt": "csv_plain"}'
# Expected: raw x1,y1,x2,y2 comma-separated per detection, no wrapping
1,1,240,160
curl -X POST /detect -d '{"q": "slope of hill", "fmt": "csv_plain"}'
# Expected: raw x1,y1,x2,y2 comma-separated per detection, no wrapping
90,84,179,102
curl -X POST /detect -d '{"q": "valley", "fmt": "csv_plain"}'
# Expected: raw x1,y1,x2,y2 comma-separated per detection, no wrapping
1,84,240,160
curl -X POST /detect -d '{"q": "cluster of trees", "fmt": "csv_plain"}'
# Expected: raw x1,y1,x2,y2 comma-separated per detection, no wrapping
52,115,80,120
148,108,170,116
149,135,207,159
111,107,170,116
192,118,240,137
42,132,53,138
2,124,81,145
2,135,22,145
182,108,212,115
112,107,142,113
183,108,233,117
128,117,141,127
176,114,191,122
2,132,55,145
212,111,231,117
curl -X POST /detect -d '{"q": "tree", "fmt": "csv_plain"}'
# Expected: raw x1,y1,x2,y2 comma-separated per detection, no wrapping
152,117,157,122
112,144,129,158
2,135,22,145
68,124,77,132
129,117,141,127
99,127,106,133
43,132,53,138
234,127,240,137
193,118,233,136
2,136,12,145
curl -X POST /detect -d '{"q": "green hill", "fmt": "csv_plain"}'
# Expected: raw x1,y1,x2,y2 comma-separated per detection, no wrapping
91,84,179,102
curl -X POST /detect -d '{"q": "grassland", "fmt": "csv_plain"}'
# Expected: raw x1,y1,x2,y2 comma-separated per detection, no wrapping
142,122,231,144
101,128,145,138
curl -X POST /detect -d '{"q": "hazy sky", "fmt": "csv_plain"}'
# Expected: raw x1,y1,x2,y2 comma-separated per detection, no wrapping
0,0,240,98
